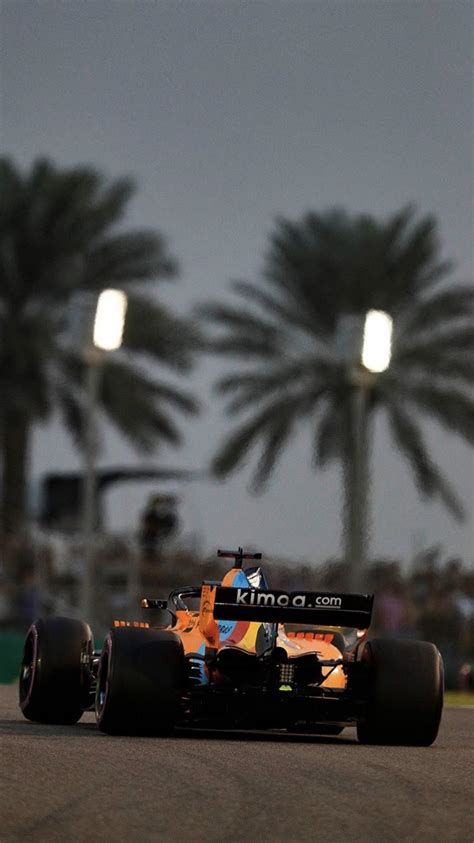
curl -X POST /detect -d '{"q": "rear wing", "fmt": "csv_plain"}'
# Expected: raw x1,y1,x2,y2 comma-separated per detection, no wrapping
212,587,373,629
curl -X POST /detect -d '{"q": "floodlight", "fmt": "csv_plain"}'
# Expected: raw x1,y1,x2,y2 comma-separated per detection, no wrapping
93,289,128,351
361,310,393,373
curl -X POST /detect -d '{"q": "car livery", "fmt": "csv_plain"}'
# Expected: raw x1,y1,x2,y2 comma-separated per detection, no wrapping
19,547,444,745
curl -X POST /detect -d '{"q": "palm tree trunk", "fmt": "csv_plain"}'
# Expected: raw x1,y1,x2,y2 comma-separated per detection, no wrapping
1,411,31,535
343,387,371,591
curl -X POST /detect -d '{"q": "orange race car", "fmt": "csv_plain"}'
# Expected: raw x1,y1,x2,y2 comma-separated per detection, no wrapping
19,548,444,745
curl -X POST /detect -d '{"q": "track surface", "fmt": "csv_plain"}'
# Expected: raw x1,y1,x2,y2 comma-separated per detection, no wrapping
1,685,473,843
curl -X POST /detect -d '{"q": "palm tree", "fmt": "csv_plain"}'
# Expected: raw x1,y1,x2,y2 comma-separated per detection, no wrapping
199,207,474,578
0,157,200,534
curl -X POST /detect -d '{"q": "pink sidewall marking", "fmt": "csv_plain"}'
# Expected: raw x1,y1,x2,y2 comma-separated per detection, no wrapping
97,633,113,723
20,624,38,710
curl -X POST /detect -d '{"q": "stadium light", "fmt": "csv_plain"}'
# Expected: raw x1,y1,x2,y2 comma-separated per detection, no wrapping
81,289,127,625
361,310,393,373
93,289,128,351
336,309,394,592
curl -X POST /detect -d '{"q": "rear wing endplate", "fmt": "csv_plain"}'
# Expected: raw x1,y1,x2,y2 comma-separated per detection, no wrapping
213,587,373,629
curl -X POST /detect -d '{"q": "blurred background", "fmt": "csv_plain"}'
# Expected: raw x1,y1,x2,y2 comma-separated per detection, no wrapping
0,1,472,690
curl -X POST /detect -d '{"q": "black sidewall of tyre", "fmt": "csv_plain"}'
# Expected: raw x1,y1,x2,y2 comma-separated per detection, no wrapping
19,617,93,725
357,638,444,746
96,627,186,735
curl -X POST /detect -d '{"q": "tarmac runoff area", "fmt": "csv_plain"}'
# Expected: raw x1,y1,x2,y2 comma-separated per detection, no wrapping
0,683,473,843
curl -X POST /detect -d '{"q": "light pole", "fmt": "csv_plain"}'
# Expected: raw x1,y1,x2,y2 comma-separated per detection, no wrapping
80,289,128,626
341,310,393,592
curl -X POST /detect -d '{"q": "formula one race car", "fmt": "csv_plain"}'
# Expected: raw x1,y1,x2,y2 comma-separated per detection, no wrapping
19,548,444,745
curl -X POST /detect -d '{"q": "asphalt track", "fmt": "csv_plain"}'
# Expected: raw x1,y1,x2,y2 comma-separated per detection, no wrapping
0,685,473,843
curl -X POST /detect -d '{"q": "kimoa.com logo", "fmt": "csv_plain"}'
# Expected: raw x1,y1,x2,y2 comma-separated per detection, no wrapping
235,589,342,609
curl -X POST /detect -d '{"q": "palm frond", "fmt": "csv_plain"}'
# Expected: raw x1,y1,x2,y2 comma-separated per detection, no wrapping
123,294,200,371
264,214,342,334
250,404,297,490
26,160,131,245
392,352,474,387
390,213,441,294
78,177,136,240
393,381,474,444
381,204,415,256
198,301,281,339
398,285,474,338
151,382,199,415
85,231,177,289
211,397,297,479
0,157,178,301
230,280,332,343
206,336,283,359
216,359,337,414
100,360,188,451
212,389,327,484
25,161,103,252
56,349,198,451
387,402,464,519
397,325,474,360
56,349,85,384
216,368,297,399
211,404,278,478
199,298,284,358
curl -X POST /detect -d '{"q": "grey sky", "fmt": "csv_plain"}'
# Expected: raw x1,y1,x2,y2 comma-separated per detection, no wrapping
1,0,473,564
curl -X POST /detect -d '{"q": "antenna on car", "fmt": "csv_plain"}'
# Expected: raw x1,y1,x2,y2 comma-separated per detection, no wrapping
217,547,262,570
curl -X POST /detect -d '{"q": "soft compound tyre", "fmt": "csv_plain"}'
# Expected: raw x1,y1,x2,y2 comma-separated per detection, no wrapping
357,638,444,746
96,627,186,735
19,617,93,725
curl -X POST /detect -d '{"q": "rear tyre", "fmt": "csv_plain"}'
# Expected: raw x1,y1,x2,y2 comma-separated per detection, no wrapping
96,627,186,735
357,638,444,746
19,617,93,725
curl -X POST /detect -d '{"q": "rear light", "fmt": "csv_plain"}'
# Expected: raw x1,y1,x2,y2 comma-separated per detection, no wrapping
113,620,150,629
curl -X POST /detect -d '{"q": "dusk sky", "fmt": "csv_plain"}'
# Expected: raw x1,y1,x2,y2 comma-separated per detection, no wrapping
1,0,472,565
